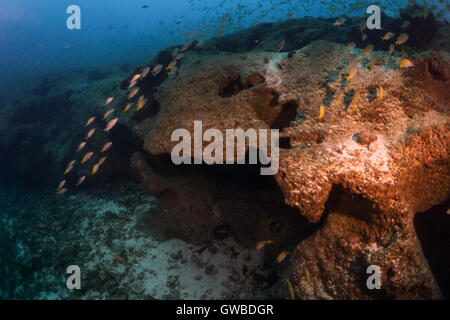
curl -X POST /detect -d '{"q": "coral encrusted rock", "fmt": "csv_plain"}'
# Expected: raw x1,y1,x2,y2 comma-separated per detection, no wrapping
130,22,449,299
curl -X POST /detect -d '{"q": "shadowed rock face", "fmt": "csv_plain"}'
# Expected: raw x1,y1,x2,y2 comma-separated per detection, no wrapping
129,15,450,298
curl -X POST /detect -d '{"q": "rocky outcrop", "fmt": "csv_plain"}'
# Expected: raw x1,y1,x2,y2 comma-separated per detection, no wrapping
130,23,449,299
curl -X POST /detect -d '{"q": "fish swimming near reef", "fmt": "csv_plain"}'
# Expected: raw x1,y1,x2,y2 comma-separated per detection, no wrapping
305,267,312,286
399,59,414,68
362,44,374,56
382,32,395,41
283,278,295,300
76,176,86,187
334,18,345,26
277,40,286,52
92,163,100,175
136,95,147,111
85,117,95,126
103,108,115,120
81,152,94,164
105,118,118,132
256,240,273,250
378,86,383,101
124,103,132,112
276,251,291,263
104,97,114,106
111,253,127,262
318,105,325,121
56,187,67,195
128,87,140,99
388,44,395,56
395,33,409,46
130,73,140,83
350,91,360,111
98,157,107,166
101,142,112,153
141,67,150,79
86,128,95,140
152,64,163,76
64,160,76,175
57,180,66,191
346,42,356,50
77,142,86,152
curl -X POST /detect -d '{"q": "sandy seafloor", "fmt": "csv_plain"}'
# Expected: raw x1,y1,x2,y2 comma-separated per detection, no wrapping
0,182,276,300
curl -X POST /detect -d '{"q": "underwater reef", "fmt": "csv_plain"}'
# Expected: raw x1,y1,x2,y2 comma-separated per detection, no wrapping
0,6,449,300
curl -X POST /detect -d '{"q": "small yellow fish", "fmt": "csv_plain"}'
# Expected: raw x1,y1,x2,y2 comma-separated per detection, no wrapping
64,160,76,175
175,53,184,61
381,32,394,41
141,67,150,79
85,117,95,126
181,42,192,52
256,240,273,251
283,278,295,300
362,44,374,56
350,91,360,111
305,267,312,286
123,103,132,113
136,95,147,111
101,142,112,153
105,118,118,132
152,64,163,76
128,87,140,99
318,105,325,121
57,180,66,191
103,108,115,120
104,97,114,106
346,42,356,50
388,44,395,56
277,40,286,52
369,56,377,71
77,141,86,152
128,80,137,89
130,74,140,83
361,33,368,41
92,163,100,175
377,86,383,101
56,188,67,195
395,33,409,45
76,176,86,186
346,65,357,82
399,59,414,68
334,18,345,26
111,253,127,262
166,60,177,71
86,128,95,140
98,157,107,166
81,152,94,164
276,251,291,263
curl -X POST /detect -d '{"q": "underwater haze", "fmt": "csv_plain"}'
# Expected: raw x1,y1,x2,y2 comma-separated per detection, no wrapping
0,0,449,302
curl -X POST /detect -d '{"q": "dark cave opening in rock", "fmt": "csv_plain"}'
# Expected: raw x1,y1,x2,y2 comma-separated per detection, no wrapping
414,199,450,299
139,149,321,250
136,149,322,296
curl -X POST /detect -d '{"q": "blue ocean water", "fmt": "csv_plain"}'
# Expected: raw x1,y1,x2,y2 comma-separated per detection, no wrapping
2,0,445,87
